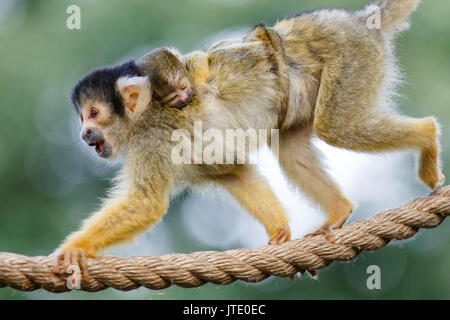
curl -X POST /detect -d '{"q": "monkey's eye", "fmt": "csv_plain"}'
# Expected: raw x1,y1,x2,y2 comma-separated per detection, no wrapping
90,108,99,119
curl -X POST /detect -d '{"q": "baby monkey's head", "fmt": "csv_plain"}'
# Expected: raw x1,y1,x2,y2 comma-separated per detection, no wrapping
138,48,193,109
71,49,193,160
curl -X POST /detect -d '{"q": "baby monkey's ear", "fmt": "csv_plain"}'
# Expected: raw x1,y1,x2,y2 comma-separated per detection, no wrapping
116,76,152,119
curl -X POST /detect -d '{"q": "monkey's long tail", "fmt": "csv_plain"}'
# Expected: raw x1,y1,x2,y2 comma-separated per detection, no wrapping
365,0,421,33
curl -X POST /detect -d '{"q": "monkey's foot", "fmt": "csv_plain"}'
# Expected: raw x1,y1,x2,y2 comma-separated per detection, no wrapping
51,248,90,281
306,269,318,278
420,163,445,190
306,206,351,243
437,172,446,189
293,269,318,279
288,269,317,281
305,224,338,243
268,226,291,245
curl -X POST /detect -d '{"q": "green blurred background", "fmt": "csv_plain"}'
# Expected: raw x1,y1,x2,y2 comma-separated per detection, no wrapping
0,0,449,299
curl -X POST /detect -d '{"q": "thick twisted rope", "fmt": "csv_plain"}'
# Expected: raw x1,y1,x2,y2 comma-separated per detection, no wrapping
1,186,449,292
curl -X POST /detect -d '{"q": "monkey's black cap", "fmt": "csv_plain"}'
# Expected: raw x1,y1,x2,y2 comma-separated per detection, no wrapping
71,60,139,116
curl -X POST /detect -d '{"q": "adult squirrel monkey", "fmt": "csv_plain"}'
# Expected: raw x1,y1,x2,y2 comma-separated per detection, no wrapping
54,0,443,278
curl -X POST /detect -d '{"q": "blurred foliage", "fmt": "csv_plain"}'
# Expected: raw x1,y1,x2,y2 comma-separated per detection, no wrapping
0,0,449,299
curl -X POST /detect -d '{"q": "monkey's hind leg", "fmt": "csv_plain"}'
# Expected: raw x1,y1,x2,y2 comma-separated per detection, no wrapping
314,63,444,190
213,166,291,245
276,126,354,240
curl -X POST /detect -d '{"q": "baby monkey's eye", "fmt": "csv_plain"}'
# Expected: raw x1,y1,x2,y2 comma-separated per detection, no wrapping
90,108,99,119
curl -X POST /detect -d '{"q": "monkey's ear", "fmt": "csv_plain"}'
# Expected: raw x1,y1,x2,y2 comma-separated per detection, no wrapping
116,76,152,119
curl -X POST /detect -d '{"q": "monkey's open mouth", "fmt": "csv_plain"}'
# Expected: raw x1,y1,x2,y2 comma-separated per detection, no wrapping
95,141,105,155
88,140,108,157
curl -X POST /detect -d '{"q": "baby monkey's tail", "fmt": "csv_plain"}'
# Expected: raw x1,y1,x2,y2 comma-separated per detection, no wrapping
365,0,421,33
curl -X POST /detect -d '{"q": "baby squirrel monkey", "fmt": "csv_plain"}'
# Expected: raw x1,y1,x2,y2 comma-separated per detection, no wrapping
138,48,193,109
54,0,444,278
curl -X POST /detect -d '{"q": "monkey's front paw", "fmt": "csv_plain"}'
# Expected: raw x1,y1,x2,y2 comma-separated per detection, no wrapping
268,226,291,245
51,247,90,281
